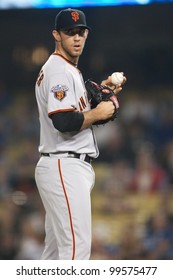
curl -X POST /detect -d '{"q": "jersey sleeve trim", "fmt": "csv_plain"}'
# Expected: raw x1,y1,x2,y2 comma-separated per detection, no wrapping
48,108,76,116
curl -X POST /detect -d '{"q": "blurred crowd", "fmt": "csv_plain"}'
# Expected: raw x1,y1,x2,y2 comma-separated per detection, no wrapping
0,79,173,260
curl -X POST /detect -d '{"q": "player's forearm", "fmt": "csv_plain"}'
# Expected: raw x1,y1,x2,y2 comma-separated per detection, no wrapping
81,108,99,129
81,102,114,130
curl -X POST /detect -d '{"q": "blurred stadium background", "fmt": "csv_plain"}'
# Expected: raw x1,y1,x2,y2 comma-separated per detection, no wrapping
0,0,173,260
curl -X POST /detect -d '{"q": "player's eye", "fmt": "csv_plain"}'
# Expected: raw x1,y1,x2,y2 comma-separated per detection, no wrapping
62,28,86,37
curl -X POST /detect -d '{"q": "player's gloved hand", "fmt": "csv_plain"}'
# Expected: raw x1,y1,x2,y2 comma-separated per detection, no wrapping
85,79,119,125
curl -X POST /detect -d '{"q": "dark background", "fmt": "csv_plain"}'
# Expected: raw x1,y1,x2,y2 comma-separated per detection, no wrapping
0,3,173,92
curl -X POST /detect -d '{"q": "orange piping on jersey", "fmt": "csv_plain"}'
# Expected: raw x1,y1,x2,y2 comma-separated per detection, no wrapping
48,108,76,116
52,53,81,72
58,159,76,260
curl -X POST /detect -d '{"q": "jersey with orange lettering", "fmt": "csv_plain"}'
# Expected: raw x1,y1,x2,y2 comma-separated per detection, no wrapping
35,53,98,157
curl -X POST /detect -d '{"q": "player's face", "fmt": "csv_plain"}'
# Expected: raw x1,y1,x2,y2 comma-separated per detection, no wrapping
53,27,88,63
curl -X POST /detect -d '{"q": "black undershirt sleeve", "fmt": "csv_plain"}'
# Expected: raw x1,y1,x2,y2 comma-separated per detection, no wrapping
50,111,84,133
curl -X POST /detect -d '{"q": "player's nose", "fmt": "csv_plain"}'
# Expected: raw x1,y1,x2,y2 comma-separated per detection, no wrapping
74,33,80,40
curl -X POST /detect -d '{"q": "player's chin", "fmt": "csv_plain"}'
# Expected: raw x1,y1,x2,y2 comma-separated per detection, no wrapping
72,47,83,56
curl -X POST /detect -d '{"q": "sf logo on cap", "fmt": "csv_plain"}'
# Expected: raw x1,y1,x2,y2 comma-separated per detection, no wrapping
71,11,79,22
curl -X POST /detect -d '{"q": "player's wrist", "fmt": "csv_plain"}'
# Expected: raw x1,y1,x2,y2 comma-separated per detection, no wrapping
90,106,102,121
82,108,102,128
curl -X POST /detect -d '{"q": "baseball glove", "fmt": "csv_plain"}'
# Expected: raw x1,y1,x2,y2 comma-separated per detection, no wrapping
85,79,119,125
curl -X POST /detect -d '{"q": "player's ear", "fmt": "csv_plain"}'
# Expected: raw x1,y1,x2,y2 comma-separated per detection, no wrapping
52,30,61,42
85,29,89,39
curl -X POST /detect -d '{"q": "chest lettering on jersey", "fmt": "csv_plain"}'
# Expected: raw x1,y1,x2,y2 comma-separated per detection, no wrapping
78,96,87,111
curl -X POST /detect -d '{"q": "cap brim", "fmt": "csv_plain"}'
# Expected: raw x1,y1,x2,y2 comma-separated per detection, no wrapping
60,24,91,31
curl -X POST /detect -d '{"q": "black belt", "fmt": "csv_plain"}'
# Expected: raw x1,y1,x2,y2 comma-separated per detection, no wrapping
41,152,92,164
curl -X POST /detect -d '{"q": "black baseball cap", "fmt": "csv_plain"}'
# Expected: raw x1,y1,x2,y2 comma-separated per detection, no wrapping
55,8,91,31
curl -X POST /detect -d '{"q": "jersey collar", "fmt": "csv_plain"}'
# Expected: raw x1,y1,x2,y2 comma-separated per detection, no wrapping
53,52,78,68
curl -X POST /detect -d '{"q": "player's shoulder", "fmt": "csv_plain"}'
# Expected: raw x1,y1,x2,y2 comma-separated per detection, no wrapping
42,53,79,77
51,53,80,73
42,54,65,74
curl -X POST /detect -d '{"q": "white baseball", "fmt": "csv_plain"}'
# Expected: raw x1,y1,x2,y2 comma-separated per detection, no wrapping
111,72,124,85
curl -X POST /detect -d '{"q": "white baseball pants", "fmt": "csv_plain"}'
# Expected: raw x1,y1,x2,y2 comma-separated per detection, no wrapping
35,155,95,260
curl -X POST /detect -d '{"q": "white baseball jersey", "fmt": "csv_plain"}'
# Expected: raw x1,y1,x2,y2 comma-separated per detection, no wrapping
35,53,99,158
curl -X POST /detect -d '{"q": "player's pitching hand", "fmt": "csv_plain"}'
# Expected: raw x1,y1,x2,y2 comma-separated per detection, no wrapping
101,72,127,94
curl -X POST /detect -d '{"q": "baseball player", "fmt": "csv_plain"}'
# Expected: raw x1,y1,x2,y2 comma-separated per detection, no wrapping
35,8,126,260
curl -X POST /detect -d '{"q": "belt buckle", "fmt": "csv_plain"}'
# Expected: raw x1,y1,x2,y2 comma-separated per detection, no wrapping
69,154,76,158
68,152,91,164
68,152,80,159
